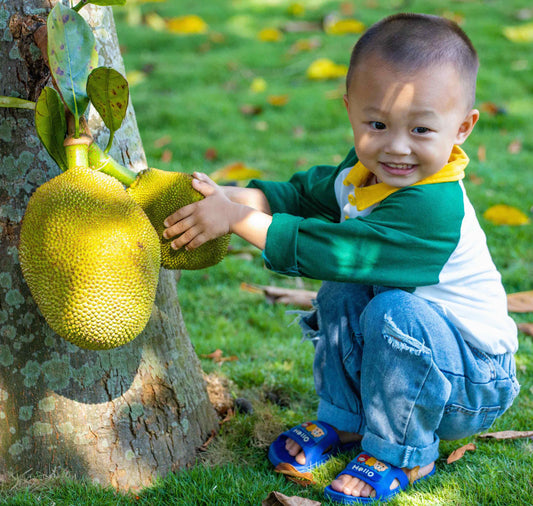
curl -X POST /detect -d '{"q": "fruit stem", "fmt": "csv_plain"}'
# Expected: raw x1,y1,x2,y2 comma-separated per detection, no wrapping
88,143,137,187
64,135,92,170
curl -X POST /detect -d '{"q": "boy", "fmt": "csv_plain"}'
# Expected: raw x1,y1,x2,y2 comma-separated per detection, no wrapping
163,13,520,503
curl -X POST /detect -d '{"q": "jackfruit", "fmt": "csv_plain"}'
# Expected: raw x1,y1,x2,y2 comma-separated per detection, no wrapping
126,168,230,270
19,166,161,350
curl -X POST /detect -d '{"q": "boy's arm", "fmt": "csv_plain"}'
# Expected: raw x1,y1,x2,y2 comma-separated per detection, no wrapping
222,185,272,215
262,183,465,287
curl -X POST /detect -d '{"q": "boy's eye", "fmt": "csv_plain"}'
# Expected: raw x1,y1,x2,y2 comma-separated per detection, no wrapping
370,121,386,130
413,126,430,134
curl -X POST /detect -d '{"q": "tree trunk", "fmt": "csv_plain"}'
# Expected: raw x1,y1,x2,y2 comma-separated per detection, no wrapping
0,0,218,491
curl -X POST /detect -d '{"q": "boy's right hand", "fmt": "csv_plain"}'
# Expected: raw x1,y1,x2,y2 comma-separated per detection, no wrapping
163,172,234,251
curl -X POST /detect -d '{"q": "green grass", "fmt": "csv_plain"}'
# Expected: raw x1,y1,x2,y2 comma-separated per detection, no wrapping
3,0,533,504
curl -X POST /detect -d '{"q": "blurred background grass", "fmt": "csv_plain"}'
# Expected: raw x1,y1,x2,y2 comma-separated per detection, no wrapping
3,0,533,504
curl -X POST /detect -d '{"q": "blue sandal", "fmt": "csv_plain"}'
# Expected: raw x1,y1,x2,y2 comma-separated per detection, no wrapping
324,452,436,503
268,421,358,474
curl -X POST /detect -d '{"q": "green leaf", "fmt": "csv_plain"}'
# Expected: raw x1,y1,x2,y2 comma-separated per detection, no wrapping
35,87,68,172
0,96,36,110
47,3,98,135
87,67,129,153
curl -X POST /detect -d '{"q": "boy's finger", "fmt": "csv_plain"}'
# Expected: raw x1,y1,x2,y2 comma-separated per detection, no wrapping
170,226,199,250
163,202,195,228
163,213,195,240
183,232,208,251
192,177,215,197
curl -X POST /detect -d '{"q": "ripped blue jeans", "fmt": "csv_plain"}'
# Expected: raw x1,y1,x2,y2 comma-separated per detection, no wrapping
300,282,520,469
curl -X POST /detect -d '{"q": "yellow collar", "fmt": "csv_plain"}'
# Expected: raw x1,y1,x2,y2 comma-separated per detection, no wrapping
343,145,469,211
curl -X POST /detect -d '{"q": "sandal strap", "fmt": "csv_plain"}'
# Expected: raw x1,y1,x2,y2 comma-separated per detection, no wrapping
337,452,409,498
280,421,339,461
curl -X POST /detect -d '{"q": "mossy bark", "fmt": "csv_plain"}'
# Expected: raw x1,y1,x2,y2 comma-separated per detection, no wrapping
0,0,217,491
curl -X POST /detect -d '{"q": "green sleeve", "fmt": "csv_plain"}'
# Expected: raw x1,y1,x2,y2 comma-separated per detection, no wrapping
263,182,464,287
247,149,358,221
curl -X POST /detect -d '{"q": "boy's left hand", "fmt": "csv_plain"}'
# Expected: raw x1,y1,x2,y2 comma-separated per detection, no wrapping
163,172,234,251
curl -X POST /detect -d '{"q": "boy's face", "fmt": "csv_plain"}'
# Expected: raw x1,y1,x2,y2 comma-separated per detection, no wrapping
344,55,479,187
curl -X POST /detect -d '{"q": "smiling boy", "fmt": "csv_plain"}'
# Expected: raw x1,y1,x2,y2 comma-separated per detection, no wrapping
163,13,520,503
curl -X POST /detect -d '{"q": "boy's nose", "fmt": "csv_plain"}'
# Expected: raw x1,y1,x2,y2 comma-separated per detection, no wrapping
384,134,411,155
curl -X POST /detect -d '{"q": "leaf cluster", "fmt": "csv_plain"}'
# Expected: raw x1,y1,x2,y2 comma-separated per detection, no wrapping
0,1,130,171
37,1,129,170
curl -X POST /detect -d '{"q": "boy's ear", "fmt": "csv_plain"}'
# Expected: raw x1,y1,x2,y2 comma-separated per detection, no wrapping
455,108,480,145
343,94,349,111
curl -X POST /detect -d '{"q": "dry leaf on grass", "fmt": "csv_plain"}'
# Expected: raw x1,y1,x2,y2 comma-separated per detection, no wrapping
262,490,321,506
446,442,476,464
518,323,533,337
507,291,533,312
200,349,238,363
161,149,172,163
241,283,317,308
204,147,218,160
478,430,533,440
477,144,486,163
198,429,217,452
274,463,315,486
153,135,171,148
508,139,522,154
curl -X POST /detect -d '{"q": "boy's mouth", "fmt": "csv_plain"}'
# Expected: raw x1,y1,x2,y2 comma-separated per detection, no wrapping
380,162,417,175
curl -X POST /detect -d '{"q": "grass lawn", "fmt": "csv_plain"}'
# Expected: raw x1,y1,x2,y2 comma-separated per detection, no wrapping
3,0,533,504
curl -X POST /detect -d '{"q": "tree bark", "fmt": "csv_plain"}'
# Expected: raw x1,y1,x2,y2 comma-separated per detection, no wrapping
0,0,218,491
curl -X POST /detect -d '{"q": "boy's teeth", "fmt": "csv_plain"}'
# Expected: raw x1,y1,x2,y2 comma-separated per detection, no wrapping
387,163,413,169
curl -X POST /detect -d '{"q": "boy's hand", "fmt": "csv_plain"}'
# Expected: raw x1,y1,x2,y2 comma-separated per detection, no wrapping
163,172,235,251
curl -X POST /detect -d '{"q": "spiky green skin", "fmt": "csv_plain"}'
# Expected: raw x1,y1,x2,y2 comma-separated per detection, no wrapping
127,169,230,270
19,167,161,350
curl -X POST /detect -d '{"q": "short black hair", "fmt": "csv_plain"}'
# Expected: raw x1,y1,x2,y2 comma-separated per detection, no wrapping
346,13,479,109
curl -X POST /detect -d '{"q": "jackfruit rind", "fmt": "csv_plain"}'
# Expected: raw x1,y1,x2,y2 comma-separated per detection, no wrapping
19,167,161,350
127,169,230,270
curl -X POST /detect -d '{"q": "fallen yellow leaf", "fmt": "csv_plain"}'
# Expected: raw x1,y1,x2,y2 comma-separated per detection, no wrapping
268,94,289,107
210,162,262,183
250,77,267,93
145,11,166,31
167,15,208,34
287,3,305,17
306,58,348,80
125,70,147,86
483,204,530,226
441,11,465,25
325,18,365,35
288,37,321,55
503,22,533,42
258,27,283,42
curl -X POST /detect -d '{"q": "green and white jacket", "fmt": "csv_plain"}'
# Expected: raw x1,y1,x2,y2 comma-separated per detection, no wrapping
249,146,518,355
